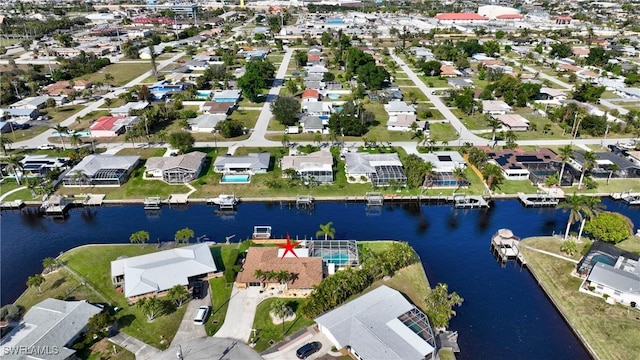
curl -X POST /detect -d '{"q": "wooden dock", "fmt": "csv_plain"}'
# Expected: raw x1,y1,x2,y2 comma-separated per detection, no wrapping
144,196,162,210
611,191,640,205
365,192,384,206
41,195,72,216
296,194,314,209
517,192,560,207
490,229,526,267
453,194,489,209
0,199,25,210
82,194,105,206
167,194,188,205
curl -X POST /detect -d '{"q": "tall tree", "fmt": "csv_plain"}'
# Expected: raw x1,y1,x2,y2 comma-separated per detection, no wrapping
577,196,605,242
103,73,114,88
0,135,13,155
26,274,45,294
271,96,300,126
577,151,596,190
453,167,468,190
480,163,504,191
148,44,159,80
167,285,189,307
136,296,162,321
270,299,289,335
69,133,82,149
486,116,502,143
130,230,150,247
557,145,574,186
424,283,464,328
175,227,194,244
6,156,24,185
558,194,586,241
42,257,58,273
316,222,336,240
54,125,68,150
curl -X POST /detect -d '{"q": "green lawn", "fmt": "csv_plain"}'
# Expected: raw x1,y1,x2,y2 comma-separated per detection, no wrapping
429,122,459,142
0,179,22,196
206,277,233,336
451,110,488,130
77,63,152,86
58,245,188,349
2,188,34,201
493,180,540,195
116,148,166,160
393,79,416,86
400,87,429,102
418,76,450,88
43,105,83,123
521,237,640,360
251,298,314,352
616,236,640,254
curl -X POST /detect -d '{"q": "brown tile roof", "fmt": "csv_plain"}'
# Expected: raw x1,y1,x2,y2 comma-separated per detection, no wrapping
302,89,319,99
203,102,235,114
236,247,323,289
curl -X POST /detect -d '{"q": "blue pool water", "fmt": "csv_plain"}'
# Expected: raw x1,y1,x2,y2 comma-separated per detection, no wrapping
434,180,458,187
319,115,329,120
335,106,343,112
592,253,617,266
327,93,341,99
221,174,251,183
322,252,350,265
196,92,211,99
52,131,91,137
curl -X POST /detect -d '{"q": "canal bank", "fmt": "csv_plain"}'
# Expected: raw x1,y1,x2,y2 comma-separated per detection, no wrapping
520,237,640,360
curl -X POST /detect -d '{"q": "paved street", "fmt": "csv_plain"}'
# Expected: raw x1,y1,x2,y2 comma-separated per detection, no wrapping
108,332,161,360
157,337,262,360
262,329,336,360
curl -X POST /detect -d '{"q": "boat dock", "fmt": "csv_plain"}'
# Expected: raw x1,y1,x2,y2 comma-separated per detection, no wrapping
41,195,72,216
144,196,162,210
518,192,560,207
167,194,189,205
82,194,105,206
296,194,314,209
0,199,25,210
365,192,384,206
453,194,489,209
490,228,526,267
611,191,640,205
206,194,239,210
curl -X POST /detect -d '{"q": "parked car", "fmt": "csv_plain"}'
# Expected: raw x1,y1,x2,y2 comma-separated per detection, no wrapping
193,306,210,325
296,342,321,359
37,144,56,150
191,281,203,299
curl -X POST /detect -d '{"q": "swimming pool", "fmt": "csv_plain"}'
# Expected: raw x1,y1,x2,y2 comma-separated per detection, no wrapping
327,93,341,100
592,253,617,266
221,174,251,184
334,106,344,112
51,131,91,137
322,252,350,265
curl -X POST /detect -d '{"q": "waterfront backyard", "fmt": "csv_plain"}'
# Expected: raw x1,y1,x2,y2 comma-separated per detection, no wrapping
521,236,640,360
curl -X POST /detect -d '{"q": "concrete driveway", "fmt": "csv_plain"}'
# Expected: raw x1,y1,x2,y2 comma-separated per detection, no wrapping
262,329,336,360
171,282,211,346
213,285,261,342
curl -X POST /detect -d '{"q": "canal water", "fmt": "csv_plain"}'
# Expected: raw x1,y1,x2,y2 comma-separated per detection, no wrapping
2,199,638,359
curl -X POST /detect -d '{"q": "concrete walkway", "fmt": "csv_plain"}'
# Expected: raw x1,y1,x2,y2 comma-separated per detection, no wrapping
213,285,261,342
109,332,161,360
171,282,210,345
520,244,579,264
0,186,26,201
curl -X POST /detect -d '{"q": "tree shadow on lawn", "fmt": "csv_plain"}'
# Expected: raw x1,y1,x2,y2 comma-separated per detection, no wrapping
49,277,66,290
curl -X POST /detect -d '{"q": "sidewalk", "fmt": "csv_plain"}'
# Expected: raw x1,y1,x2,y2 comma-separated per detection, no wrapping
109,332,161,360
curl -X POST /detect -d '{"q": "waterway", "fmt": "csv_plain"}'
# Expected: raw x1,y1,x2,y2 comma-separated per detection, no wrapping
1,199,639,359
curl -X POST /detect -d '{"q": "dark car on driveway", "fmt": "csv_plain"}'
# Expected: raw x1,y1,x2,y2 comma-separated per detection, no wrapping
191,281,203,299
296,342,321,359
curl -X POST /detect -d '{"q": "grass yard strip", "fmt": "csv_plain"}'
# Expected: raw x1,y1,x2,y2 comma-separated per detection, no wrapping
521,237,640,360
206,277,233,336
252,298,314,352
76,63,152,87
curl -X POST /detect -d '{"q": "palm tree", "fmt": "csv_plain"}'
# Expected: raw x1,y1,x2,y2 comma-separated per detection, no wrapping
480,163,504,192
130,230,150,247
104,97,113,108
6,155,24,185
27,274,45,294
167,285,189,307
54,125,68,150
558,194,585,241
453,167,467,190
606,163,619,185
0,135,13,155
411,129,426,149
103,73,114,88
504,130,517,148
557,145,574,186
270,299,289,335
577,151,596,190
70,170,89,188
148,44,159,80
316,222,336,240
69,133,82,150
423,161,435,188
281,133,290,148
576,196,605,242
487,116,502,144
174,227,194,244
254,269,267,285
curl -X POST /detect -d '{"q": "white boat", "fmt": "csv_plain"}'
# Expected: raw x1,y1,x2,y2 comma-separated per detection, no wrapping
207,194,239,207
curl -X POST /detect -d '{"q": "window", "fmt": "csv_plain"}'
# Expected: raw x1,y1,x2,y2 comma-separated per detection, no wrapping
596,284,604,290
614,290,621,296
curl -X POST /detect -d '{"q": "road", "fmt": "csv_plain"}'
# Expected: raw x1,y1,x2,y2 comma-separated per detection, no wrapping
389,49,484,143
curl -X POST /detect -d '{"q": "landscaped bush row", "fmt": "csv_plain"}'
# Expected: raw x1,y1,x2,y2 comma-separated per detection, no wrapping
300,242,417,318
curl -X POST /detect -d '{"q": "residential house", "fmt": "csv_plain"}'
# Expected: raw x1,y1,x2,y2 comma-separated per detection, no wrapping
493,114,530,131
213,153,270,174
0,108,39,121
537,88,568,103
448,77,474,89
485,148,566,183
307,65,329,76
63,155,140,187
572,47,590,58
316,285,437,360
482,100,512,115
281,150,334,184
9,95,49,110
0,121,12,133
440,64,461,77
384,101,415,116
212,90,241,103
302,101,333,116
111,243,217,302
188,114,226,133
614,88,640,99
0,299,102,360
304,80,324,90
110,101,149,117
300,115,324,133
90,116,140,137
416,151,468,187
184,60,209,71
145,151,206,183
435,12,489,24
19,155,69,178
387,114,424,132
577,241,640,307
344,152,406,186
302,89,320,102
200,102,235,115
235,246,323,296
572,151,640,179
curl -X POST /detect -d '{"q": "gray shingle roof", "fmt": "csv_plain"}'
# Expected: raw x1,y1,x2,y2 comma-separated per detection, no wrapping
0,299,102,360
315,285,435,360
213,153,270,171
145,151,206,172
111,243,217,298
